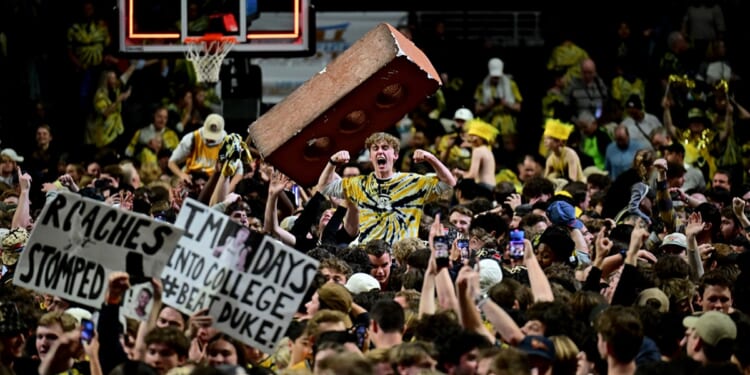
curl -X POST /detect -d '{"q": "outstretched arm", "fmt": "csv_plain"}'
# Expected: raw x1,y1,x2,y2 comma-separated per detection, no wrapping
413,149,456,186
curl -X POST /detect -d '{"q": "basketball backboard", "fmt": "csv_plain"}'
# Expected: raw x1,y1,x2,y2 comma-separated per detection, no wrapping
118,0,315,56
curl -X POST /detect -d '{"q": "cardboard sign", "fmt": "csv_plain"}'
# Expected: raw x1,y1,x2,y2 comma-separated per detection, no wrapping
160,198,319,354
14,192,183,308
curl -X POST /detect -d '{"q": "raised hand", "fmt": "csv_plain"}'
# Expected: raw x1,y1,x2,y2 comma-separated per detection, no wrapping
412,149,433,163
505,193,522,212
329,150,351,165
58,174,79,193
105,272,131,305
269,170,290,195
223,192,241,206
733,197,746,218
629,227,650,253
594,227,613,267
685,212,704,238
17,167,31,192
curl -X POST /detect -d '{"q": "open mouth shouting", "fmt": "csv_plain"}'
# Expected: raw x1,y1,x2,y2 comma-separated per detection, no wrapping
376,155,387,166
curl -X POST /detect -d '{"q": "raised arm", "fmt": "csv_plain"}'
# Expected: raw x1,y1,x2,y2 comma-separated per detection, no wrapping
317,150,349,193
479,298,525,345
133,278,163,361
342,199,359,238
98,272,131,375
413,149,456,186
661,96,678,139
718,100,734,142
653,159,676,233
427,213,459,312
263,171,296,246
456,265,496,343
11,168,31,229
523,239,554,302
208,167,232,207
418,257,437,318
684,212,706,280
732,198,750,240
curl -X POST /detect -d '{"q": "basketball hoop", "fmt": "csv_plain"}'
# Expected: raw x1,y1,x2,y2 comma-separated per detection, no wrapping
184,34,237,84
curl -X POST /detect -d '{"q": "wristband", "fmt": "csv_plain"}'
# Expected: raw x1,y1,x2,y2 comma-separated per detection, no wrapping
329,158,342,166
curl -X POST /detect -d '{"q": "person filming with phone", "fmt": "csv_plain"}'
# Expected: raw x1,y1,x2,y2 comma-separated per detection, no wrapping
33,310,102,375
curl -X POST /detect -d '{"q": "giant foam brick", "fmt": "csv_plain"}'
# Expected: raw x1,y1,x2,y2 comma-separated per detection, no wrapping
247,22,442,187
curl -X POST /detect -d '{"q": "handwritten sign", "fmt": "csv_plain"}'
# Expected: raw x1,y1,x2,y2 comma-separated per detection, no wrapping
160,198,319,354
14,192,183,308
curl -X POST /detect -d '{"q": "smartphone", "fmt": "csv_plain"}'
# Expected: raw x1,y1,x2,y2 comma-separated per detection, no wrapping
509,230,525,259
457,239,470,262
291,185,300,207
81,318,95,343
353,325,368,350
434,236,450,269
444,227,459,248
126,252,150,285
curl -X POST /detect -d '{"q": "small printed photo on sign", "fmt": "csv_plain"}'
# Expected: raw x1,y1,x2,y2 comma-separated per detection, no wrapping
123,282,155,321
212,224,253,273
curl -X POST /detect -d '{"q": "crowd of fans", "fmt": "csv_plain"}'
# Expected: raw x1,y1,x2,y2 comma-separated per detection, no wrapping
2,0,750,375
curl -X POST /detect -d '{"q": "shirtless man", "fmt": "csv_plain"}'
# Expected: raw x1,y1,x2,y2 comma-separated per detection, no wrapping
452,119,498,192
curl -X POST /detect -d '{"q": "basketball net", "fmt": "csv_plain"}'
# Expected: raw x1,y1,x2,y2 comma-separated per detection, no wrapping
184,35,236,84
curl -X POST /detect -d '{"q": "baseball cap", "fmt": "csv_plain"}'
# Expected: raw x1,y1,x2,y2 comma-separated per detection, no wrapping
202,114,227,142
1,227,29,266
683,311,736,346
488,58,504,77
64,307,93,325
517,335,556,361
625,94,643,110
546,200,584,230
478,259,503,294
660,233,687,249
345,273,381,294
0,149,23,163
636,288,670,313
454,108,474,122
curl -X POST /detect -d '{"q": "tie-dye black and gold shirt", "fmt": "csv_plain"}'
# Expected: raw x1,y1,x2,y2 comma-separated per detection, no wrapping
324,172,450,245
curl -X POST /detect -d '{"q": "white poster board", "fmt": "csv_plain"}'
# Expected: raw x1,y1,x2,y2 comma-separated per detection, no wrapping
160,198,319,354
13,191,184,309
